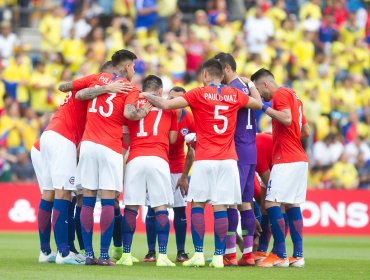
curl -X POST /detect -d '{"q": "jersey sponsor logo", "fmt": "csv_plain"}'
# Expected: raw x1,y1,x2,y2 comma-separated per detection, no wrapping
180,128,189,136
204,92,237,103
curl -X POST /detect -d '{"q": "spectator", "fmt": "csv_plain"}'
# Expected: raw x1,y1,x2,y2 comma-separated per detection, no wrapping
0,21,18,63
0,145,17,182
356,152,370,189
312,134,334,167
324,0,348,27
29,60,56,114
339,12,365,47
11,148,35,182
157,0,177,42
345,136,370,165
332,152,359,189
244,5,274,54
190,10,211,43
318,13,338,53
61,8,91,40
60,28,86,72
39,4,64,52
135,0,158,37
185,30,205,77
0,102,23,155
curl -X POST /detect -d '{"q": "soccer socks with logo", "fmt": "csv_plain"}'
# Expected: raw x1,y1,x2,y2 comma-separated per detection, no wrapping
267,206,287,258
286,207,303,258
191,207,205,252
155,210,170,254
80,196,96,258
52,199,70,257
68,196,77,253
100,199,115,259
74,205,84,250
283,212,289,237
173,207,187,253
38,199,53,255
225,208,238,255
240,209,255,258
214,211,228,255
113,206,122,247
145,207,156,252
257,214,270,252
122,208,138,253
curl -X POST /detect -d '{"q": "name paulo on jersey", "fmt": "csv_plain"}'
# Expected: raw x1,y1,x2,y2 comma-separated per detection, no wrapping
204,92,238,103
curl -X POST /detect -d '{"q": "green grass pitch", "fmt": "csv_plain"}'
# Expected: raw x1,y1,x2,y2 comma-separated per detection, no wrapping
1,233,369,280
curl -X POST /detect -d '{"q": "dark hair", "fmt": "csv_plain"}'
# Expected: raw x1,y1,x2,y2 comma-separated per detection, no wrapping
170,86,186,93
100,61,113,72
214,52,237,72
251,68,274,82
142,75,163,92
201,58,223,78
111,49,137,67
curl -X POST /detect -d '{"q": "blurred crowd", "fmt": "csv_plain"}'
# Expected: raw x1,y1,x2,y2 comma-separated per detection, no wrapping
0,0,369,189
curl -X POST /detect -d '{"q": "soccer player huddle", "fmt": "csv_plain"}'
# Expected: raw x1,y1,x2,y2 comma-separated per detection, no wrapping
32,48,309,268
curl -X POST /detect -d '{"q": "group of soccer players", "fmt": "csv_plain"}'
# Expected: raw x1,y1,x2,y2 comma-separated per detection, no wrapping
32,48,310,268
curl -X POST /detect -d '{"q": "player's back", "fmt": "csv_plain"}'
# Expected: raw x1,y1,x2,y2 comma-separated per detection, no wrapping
271,87,308,164
45,81,92,145
126,97,177,162
82,72,138,154
183,85,249,161
168,109,195,173
256,133,273,172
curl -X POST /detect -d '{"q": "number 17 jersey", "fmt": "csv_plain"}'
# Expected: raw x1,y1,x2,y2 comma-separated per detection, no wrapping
124,97,178,163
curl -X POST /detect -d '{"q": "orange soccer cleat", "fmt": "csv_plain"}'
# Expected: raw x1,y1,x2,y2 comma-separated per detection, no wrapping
223,253,238,266
254,251,267,264
257,253,289,268
237,253,255,266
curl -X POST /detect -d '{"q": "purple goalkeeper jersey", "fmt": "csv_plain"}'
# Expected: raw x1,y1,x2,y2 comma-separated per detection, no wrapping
229,77,257,165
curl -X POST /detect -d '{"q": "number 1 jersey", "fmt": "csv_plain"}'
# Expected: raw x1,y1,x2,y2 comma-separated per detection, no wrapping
124,97,178,163
183,85,249,161
81,72,139,154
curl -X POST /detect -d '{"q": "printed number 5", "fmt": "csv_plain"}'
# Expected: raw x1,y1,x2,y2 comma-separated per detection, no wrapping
214,105,229,134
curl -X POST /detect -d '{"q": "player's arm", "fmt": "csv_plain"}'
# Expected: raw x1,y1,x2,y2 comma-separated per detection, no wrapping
75,82,133,100
58,81,74,92
301,124,310,139
176,147,194,196
142,93,189,110
124,103,152,121
242,96,264,111
263,107,292,126
240,77,262,103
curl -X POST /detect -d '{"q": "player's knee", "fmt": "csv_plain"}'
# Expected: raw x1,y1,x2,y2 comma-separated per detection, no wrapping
101,190,115,199
54,189,71,200
153,205,167,212
82,188,97,197
42,190,55,202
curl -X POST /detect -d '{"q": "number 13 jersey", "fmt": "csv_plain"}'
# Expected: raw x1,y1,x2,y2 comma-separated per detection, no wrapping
124,97,178,163
183,85,249,161
82,72,139,154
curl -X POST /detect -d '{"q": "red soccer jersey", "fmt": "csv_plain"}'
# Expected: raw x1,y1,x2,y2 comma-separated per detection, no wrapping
271,87,308,164
168,109,195,173
33,138,40,151
254,175,262,202
256,133,273,175
125,97,178,162
183,85,249,161
45,75,96,145
81,72,139,154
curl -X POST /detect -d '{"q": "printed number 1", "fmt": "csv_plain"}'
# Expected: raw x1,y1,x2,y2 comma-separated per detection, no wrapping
246,109,253,130
298,105,303,131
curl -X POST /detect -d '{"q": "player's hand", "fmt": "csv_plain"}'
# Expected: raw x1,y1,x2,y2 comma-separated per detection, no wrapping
254,219,262,237
106,81,133,94
240,76,251,84
142,102,153,114
176,175,189,196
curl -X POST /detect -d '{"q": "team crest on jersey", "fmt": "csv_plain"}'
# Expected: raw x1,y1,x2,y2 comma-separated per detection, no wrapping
69,176,75,185
180,128,189,136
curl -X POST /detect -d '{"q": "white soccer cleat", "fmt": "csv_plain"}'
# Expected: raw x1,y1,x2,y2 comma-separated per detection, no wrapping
72,252,86,262
156,254,176,267
183,252,205,267
116,253,133,266
289,257,305,268
38,251,57,263
55,251,85,265
209,255,224,268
